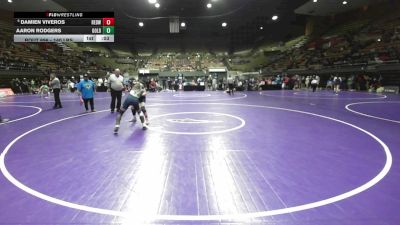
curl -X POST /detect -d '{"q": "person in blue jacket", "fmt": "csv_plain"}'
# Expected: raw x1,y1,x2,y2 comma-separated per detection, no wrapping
77,74,96,112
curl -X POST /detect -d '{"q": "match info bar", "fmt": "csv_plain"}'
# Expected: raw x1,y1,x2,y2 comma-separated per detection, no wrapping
13,12,114,43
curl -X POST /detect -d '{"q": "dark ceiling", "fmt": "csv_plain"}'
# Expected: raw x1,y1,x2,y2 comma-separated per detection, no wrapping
0,0,379,51
50,0,309,51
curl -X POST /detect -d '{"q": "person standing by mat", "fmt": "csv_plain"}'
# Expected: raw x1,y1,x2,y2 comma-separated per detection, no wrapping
108,68,124,113
311,76,318,92
333,76,342,95
77,74,96,112
50,73,62,109
227,75,234,95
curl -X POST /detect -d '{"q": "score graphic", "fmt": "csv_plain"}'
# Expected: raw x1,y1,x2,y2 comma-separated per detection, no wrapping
14,12,115,43
103,18,115,35
103,18,114,26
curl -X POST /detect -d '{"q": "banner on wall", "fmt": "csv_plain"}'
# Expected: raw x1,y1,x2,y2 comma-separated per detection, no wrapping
0,88,14,97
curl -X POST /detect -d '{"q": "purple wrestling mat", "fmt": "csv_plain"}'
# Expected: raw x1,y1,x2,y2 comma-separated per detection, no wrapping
0,90,399,225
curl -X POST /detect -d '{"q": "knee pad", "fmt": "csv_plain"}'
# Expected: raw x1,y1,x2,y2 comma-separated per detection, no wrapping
139,111,144,117
139,102,145,108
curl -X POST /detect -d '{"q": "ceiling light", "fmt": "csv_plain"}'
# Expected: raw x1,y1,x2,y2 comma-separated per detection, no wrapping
272,15,278,21
342,1,348,5
207,3,212,8
148,0,157,4
155,3,160,8
260,26,264,30
222,22,227,27
180,22,186,27
313,0,317,2
7,0,12,3
138,22,144,27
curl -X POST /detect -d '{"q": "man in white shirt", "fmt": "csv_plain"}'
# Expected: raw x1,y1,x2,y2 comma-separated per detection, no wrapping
212,77,217,91
108,68,125,113
334,76,342,94
311,76,318,92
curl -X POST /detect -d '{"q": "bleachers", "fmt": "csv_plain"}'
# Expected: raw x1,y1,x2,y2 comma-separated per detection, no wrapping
1,7,400,79
325,19,370,36
141,52,224,72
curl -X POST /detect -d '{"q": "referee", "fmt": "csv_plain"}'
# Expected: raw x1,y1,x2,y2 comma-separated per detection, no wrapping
108,68,124,113
50,73,62,109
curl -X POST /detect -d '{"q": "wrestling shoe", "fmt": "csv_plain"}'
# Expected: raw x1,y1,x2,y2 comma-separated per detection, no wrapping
113,125,120,134
0,118,9,123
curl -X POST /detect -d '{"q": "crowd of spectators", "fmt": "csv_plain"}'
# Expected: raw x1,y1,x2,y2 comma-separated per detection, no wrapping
143,53,224,72
1,14,399,95
253,74,384,92
263,17,400,71
0,30,114,77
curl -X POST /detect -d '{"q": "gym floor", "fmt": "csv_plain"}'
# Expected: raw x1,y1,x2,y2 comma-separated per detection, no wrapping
0,90,399,225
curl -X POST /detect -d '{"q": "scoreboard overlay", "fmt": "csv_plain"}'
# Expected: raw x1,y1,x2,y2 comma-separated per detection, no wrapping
14,12,114,43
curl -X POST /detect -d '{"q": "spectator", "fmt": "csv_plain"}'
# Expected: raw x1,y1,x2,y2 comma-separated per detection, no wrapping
77,74,96,112
149,78,157,92
334,76,342,94
311,76,318,92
